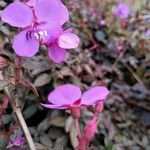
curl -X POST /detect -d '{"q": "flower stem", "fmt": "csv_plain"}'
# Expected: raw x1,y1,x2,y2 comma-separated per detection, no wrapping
4,56,36,150
15,56,22,87
4,86,36,150
75,119,81,139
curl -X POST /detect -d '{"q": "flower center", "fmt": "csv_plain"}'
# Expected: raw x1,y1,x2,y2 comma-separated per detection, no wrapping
34,30,48,41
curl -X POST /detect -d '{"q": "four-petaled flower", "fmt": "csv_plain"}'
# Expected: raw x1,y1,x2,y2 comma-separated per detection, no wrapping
115,3,130,19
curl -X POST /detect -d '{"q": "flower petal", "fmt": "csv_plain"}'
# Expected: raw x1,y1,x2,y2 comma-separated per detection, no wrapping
35,0,69,25
48,84,82,105
58,33,80,49
26,0,38,7
63,28,73,33
1,2,33,28
81,86,109,105
41,104,67,109
48,44,66,63
115,3,130,19
13,30,39,57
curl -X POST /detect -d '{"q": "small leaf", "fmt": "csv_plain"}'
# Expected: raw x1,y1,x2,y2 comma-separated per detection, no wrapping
2,114,12,124
40,134,53,148
37,118,51,132
0,80,9,91
53,136,68,150
34,73,51,87
95,31,107,44
0,31,5,50
23,104,37,119
50,116,66,127
34,142,46,150
69,123,78,149
65,116,74,133
48,127,64,140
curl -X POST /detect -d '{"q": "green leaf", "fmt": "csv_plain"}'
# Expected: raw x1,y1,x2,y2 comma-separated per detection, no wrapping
23,104,37,119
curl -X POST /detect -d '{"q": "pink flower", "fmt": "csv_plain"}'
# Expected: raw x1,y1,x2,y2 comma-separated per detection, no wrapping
42,84,109,109
45,28,79,63
1,0,69,57
115,3,130,19
99,19,106,27
7,136,25,149
116,44,123,53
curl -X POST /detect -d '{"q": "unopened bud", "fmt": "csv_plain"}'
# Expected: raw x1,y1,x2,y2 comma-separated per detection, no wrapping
95,102,104,114
71,107,80,119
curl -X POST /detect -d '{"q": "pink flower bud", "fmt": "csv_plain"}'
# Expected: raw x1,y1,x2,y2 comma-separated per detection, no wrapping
2,97,9,108
95,101,104,114
71,107,80,119
99,20,106,27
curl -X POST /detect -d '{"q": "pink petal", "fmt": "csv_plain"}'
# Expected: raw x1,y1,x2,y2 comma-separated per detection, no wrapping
1,2,33,28
41,104,67,109
35,0,69,25
48,44,66,63
58,33,80,49
81,86,109,105
63,28,73,33
13,30,39,57
48,84,82,105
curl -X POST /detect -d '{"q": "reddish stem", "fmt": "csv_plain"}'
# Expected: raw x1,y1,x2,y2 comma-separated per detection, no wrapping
15,56,23,87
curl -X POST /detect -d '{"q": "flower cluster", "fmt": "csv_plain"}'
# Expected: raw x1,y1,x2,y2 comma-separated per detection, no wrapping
115,3,130,19
7,136,25,149
1,0,79,63
42,84,109,149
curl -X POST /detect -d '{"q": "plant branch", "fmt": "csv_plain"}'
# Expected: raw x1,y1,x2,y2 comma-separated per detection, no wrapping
4,86,36,150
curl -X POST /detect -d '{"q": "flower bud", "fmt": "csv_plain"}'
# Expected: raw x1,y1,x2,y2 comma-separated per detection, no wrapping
95,102,104,114
71,107,80,119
